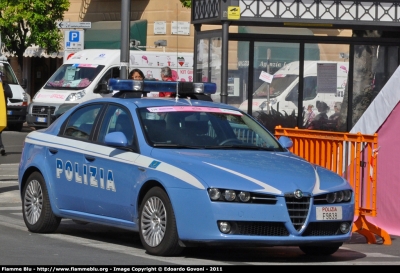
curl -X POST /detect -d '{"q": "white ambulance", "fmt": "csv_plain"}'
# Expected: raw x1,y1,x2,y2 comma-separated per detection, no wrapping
239,61,349,118
0,55,29,131
26,49,194,129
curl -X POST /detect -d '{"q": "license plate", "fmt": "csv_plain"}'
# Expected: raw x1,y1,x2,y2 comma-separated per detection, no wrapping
37,117,47,122
316,206,342,220
7,110,12,115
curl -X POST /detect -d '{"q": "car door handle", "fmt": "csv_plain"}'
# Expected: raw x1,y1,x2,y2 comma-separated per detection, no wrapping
84,155,96,162
48,148,58,154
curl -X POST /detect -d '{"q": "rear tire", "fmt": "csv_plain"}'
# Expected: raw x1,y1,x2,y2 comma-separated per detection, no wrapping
299,243,342,256
139,187,182,256
22,172,61,233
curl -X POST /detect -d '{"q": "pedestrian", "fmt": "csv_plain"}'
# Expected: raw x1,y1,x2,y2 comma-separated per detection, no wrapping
159,66,174,98
325,101,342,131
303,104,315,128
0,73,13,156
329,102,341,121
307,100,329,130
129,68,145,80
129,68,147,97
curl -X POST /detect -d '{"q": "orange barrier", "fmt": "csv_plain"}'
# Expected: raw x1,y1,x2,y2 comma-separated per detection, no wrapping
274,126,391,245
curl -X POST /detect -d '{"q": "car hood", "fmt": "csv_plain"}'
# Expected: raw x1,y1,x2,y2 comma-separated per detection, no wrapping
148,149,346,196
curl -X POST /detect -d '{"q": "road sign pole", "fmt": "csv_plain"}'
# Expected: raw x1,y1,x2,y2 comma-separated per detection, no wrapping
120,0,130,79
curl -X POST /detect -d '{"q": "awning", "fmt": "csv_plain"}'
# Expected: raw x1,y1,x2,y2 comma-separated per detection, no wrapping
84,20,147,49
1,46,64,58
23,45,64,58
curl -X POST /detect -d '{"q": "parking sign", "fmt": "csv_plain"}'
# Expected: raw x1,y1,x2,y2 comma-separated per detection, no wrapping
64,30,84,63
69,31,80,42
64,30,84,50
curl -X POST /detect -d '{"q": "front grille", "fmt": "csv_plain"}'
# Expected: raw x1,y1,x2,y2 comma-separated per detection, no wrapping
231,221,289,236
7,115,24,122
32,106,56,116
302,222,351,236
285,195,310,231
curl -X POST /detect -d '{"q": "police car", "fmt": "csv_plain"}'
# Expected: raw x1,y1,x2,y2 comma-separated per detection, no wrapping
18,79,354,257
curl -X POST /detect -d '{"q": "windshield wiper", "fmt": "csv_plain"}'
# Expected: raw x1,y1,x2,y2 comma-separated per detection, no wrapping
152,143,203,149
202,145,278,151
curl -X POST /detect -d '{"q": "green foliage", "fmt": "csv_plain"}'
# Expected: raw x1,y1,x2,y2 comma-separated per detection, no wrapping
0,0,70,69
179,0,192,8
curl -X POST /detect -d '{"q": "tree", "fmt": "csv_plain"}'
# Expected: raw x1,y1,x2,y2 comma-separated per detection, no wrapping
0,0,70,71
179,0,191,8
337,30,383,131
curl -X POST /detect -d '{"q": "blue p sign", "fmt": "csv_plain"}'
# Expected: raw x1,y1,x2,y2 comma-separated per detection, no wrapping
69,31,80,42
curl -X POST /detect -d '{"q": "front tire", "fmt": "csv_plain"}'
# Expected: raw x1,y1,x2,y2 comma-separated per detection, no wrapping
299,243,342,256
22,172,61,233
139,187,182,256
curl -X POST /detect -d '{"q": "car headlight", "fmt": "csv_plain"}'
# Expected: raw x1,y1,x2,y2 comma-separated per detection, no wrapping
66,90,86,101
208,188,254,203
343,190,352,202
336,191,344,202
238,191,251,202
208,188,221,201
223,190,236,201
315,190,353,204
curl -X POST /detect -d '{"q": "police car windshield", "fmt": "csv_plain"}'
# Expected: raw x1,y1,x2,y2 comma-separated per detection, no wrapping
44,64,105,90
139,106,282,150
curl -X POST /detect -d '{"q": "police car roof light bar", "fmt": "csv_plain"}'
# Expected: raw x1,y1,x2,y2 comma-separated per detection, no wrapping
108,79,217,95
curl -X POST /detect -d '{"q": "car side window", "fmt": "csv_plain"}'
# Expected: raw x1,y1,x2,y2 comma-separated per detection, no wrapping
97,105,135,147
63,104,102,140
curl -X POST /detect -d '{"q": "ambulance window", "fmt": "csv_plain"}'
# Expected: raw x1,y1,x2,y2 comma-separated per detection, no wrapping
285,76,317,101
285,84,298,101
303,77,317,100
99,67,120,84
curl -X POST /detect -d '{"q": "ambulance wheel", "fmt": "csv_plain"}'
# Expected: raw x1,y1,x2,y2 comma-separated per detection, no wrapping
22,172,61,233
139,187,182,256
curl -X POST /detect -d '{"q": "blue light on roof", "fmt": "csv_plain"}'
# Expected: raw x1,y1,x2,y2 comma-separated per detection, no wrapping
108,79,216,94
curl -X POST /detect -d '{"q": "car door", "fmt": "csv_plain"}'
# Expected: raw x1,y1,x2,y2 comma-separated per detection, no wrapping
50,103,104,212
84,104,141,221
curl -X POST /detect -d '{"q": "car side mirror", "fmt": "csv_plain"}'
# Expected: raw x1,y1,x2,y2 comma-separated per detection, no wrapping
94,81,109,94
278,136,293,149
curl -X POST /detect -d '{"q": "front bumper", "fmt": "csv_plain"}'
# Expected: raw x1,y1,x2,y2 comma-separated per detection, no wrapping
27,102,78,128
7,105,27,124
168,188,355,246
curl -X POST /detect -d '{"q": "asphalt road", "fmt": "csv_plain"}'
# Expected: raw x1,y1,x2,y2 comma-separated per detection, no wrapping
0,124,33,164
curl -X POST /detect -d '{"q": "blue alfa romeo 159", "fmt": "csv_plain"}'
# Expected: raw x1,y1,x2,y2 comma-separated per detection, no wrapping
18,79,354,256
